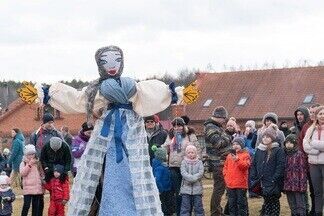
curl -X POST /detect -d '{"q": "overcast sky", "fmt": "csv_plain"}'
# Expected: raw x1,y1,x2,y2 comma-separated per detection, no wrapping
1,0,324,83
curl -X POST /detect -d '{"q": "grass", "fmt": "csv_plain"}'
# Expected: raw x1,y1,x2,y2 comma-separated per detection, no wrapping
11,180,292,216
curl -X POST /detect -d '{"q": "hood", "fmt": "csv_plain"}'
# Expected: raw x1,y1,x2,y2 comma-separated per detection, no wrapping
294,106,310,127
15,132,25,142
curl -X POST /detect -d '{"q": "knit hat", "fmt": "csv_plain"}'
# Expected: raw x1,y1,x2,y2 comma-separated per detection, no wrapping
226,119,237,128
185,145,198,155
81,122,94,132
262,127,277,141
50,137,62,151
54,164,65,175
284,134,298,146
232,137,245,149
144,116,157,123
245,120,256,129
263,112,278,124
2,148,10,156
181,115,190,125
171,117,185,127
154,148,167,162
24,144,36,155
213,106,228,119
0,172,9,185
43,113,54,124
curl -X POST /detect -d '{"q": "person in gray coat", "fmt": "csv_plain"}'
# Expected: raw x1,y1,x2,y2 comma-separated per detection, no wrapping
180,145,205,216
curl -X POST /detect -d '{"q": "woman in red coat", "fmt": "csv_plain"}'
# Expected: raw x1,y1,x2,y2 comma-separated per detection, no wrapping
43,164,69,216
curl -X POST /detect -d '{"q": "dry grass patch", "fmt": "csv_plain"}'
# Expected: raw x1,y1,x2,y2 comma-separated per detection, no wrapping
11,180,291,216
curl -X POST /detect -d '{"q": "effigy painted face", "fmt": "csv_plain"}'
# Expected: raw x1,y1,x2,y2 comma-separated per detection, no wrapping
95,46,124,79
98,50,122,76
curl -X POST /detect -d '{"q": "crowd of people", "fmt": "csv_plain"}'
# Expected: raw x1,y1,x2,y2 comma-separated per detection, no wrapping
0,103,323,215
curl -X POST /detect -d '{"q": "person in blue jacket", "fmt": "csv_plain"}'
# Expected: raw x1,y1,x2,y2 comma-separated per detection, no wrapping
152,147,175,216
8,128,24,186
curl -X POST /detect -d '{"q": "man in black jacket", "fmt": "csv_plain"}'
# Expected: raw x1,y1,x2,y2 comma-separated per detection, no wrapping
144,115,168,164
40,137,72,182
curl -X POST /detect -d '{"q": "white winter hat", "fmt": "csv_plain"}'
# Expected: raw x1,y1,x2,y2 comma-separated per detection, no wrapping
24,144,36,155
0,173,9,185
2,148,10,156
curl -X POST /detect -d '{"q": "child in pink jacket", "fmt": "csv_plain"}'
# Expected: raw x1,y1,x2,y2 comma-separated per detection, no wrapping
20,144,44,216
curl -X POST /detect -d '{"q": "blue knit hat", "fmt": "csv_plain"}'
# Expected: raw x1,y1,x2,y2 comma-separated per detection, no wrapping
232,137,245,149
54,164,65,175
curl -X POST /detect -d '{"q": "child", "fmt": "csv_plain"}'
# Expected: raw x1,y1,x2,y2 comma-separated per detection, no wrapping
151,147,175,216
283,134,307,216
180,145,204,216
44,164,70,216
20,144,44,216
0,172,15,216
223,136,251,216
1,149,11,177
250,126,285,216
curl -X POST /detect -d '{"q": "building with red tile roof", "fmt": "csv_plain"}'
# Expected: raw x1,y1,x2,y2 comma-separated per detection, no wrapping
0,100,86,139
181,66,324,135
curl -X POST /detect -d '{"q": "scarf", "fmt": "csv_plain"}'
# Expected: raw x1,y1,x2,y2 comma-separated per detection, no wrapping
172,132,183,153
184,156,199,164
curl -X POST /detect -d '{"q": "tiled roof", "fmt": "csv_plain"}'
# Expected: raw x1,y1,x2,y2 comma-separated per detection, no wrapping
0,101,86,137
187,66,324,121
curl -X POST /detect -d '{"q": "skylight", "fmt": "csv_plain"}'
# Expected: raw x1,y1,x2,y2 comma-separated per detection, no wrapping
203,99,213,107
303,94,314,104
237,97,248,106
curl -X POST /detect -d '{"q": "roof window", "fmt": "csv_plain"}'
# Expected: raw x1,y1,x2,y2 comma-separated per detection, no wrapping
303,94,314,104
203,99,213,107
237,97,248,106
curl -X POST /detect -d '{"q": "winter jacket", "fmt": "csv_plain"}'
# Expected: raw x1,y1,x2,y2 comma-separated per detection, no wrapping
0,188,15,215
8,133,25,172
152,158,172,192
40,142,72,174
0,155,10,177
250,142,285,197
71,132,89,173
303,125,324,164
298,121,312,155
44,178,70,201
30,127,62,153
162,133,201,168
19,157,44,195
283,150,307,192
245,130,257,155
180,158,204,195
204,118,232,162
147,127,168,163
223,150,251,189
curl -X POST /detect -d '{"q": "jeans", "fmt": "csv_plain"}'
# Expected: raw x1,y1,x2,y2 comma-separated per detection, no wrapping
181,194,205,216
286,191,306,215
